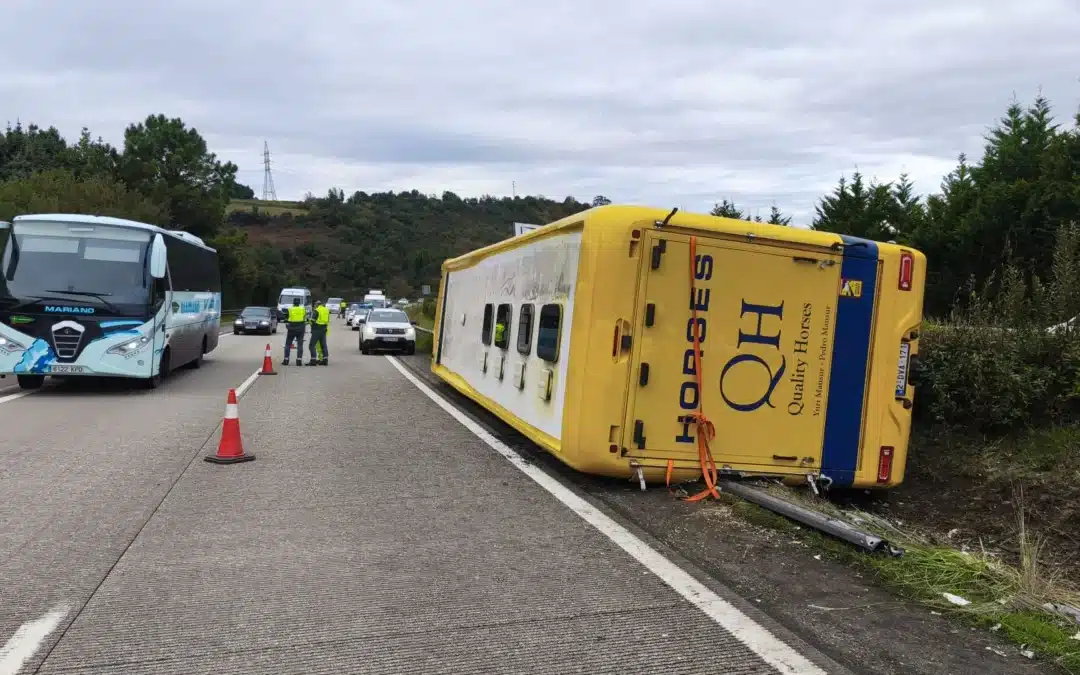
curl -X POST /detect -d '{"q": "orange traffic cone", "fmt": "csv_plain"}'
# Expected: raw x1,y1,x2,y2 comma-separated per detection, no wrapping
260,343,276,375
205,388,255,464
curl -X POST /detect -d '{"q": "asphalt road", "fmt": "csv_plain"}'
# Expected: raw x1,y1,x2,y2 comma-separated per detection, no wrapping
396,348,1060,675
0,324,848,674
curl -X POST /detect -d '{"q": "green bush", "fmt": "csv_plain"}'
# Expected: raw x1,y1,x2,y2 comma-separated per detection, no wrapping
420,297,436,320
915,323,1080,431
915,222,1080,433
0,169,166,223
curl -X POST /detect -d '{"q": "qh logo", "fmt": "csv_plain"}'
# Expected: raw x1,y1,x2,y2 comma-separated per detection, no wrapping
44,306,95,314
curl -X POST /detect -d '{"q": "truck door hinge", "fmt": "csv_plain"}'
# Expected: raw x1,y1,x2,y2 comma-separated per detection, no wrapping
633,419,646,449
644,303,656,327
620,334,632,352
639,362,650,386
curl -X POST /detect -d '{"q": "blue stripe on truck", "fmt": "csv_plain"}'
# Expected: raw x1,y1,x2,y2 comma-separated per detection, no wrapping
820,235,879,487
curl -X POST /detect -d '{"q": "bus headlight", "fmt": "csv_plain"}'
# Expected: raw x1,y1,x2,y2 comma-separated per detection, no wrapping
107,335,151,356
0,333,27,352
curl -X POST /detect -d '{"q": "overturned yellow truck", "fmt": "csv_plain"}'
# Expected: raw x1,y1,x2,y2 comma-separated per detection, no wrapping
429,205,926,491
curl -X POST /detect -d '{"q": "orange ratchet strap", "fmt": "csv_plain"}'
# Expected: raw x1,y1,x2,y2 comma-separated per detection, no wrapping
684,235,720,501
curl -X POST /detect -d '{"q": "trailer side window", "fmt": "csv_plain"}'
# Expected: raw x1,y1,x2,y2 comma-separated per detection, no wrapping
494,303,512,349
481,303,493,345
517,304,534,355
536,303,562,363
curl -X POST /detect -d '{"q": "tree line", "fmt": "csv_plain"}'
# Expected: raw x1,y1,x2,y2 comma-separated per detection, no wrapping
3,93,1079,329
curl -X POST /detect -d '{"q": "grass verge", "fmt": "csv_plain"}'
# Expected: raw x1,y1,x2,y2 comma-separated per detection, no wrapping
405,305,435,354
226,198,308,216
219,311,239,331
714,482,1080,672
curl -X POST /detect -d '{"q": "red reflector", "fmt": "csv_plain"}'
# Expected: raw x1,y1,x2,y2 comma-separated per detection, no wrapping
877,446,894,483
898,252,914,291
612,324,620,358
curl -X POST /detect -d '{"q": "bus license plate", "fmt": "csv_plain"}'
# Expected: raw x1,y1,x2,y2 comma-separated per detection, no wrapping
895,342,910,397
49,365,86,374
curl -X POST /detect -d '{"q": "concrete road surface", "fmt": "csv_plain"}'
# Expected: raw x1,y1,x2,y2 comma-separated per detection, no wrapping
0,323,850,674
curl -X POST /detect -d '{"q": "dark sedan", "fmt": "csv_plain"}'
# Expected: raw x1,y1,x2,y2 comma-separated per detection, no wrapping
233,306,279,335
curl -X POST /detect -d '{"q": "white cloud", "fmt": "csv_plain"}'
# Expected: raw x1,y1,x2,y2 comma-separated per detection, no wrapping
2,0,1079,225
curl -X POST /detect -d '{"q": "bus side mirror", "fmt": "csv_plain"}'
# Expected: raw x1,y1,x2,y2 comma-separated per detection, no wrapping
149,234,167,279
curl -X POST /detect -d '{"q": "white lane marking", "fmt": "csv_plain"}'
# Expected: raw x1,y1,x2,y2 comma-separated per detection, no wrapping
0,390,34,406
0,603,71,675
235,368,262,399
385,356,828,674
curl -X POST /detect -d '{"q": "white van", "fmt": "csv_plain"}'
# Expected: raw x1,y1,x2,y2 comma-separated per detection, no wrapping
363,289,388,308
277,287,312,320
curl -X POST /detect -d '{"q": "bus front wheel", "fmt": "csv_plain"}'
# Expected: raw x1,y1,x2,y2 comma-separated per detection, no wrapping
16,375,44,390
145,350,170,389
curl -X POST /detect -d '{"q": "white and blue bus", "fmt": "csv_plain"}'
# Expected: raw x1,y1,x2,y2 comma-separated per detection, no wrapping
0,214,222,390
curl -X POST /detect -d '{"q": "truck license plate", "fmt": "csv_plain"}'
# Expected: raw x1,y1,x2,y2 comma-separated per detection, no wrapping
895,342,910,397
49,365,87,374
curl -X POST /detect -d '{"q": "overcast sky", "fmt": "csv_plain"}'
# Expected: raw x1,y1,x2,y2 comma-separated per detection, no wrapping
2,0,1079,224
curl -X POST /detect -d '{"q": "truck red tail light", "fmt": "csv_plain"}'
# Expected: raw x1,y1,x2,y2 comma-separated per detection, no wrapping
898,251,914,291
877,446,894,483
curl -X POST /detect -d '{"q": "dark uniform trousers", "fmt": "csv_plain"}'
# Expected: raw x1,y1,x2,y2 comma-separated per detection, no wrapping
284,322,305,360
309,324,328,361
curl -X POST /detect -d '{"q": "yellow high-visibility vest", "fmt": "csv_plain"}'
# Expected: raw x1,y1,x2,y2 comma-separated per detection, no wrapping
314,305,330,325
287,305,306,323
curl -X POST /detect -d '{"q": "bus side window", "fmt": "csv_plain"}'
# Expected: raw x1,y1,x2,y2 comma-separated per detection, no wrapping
517,304,534,355
494,303,512,349
481,303,493,345
536,303,562,363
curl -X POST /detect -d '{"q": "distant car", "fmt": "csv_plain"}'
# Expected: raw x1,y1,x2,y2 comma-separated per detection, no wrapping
345,303,362,325
233,306,278,335
360,308,416,355
351,307,371,330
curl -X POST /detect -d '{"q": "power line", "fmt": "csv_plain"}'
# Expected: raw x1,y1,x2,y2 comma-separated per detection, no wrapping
262,141,277,201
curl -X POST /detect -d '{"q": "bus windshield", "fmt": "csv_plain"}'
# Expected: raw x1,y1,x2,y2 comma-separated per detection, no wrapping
2,221,151,308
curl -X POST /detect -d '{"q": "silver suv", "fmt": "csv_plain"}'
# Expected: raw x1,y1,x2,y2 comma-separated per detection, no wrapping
359,309,416,355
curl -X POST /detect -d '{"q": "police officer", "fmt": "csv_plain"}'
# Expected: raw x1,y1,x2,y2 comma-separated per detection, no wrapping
338,300,347,318
308,300,331,366
282,297,306,366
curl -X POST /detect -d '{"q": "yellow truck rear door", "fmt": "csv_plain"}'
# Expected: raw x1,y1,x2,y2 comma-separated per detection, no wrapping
623,229,843,474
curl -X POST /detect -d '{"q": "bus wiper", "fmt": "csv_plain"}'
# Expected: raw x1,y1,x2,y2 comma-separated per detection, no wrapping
44,290,120,313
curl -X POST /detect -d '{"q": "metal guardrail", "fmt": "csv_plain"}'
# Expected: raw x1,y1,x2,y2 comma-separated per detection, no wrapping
414,326,433,334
